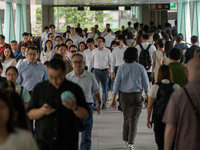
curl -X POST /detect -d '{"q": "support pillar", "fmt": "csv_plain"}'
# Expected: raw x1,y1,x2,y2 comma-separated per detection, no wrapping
141,5,151,25
26,4,31,33
4,2,15,43
42,5,54,30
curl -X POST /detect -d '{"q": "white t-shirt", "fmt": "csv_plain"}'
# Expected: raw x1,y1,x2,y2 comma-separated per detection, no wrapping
136,42,156,72
0,128,38,150
1,58,17,77
40,50,51,64
147,79,180,99
69,34,81,47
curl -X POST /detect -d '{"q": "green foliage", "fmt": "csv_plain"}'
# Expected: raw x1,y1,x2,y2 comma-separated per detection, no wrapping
36,7,41,24
32,7,42,34
54,7,113,31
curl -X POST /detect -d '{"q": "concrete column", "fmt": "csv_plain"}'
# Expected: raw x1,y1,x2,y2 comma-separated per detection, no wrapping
141,4,151,25
42,5,54,29
161,11,168,28
151,10,168,27
26,4,31,33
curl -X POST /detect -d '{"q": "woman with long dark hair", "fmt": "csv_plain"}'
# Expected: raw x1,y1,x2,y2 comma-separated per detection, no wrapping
147,65,180,150
40,40,53,64
0,91,37,150
1,47,16,78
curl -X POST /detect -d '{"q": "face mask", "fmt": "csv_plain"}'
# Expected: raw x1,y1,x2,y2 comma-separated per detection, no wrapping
116,41,120,46
112,47,116,49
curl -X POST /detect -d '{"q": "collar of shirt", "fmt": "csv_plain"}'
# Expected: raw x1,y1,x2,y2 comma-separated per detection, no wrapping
142,42,150,44
97,47,107,51
26,60,40,65
72,70,86,78
118,45,127,49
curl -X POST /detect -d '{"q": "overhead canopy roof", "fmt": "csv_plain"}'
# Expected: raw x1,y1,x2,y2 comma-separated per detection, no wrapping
0,0,197,5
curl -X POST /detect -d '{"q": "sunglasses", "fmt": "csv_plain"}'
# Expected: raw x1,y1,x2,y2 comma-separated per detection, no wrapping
70,50,77,53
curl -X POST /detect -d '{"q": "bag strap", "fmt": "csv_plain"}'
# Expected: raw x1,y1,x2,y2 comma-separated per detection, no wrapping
146,44,152,51
131,40,135,47
20,86,24,97
139,43,144,51
183,87,200,119
16,50,20,57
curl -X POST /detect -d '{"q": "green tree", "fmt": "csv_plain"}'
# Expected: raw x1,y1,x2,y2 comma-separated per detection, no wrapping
36,7,41,24
54,7,112,31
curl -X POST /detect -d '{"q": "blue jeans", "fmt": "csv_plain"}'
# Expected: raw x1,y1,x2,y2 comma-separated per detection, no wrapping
92,69,108,106
107,76,113,92
114,66,121,106
79,105,93,150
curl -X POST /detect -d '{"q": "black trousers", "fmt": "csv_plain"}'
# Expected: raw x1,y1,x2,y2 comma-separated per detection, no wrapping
153,115,165,150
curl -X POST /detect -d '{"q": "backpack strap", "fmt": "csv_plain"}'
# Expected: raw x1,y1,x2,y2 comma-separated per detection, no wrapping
20,86,24,97
139,43,144,51
146,44,152,51
183,87,200,119
140,44,152,51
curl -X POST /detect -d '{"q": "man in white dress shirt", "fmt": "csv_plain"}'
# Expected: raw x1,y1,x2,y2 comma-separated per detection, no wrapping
83,38,96,70
136,33,156,84
110,34,128,111
104,28,115,48
88,37,111,109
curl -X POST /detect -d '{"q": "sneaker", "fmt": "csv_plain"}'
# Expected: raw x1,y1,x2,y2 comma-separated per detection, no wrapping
128,144,134,150
125,142,128,148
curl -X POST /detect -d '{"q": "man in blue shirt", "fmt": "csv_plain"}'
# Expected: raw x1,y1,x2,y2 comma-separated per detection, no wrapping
17,46,48,93
11,40,22,58
111,47,149,150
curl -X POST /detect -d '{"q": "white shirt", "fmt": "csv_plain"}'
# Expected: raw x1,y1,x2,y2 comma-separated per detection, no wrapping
104,33,115,47
1,58,17,77
40,50,51,64
88,47,111,72
16,59,26,68
0,128,38,150
136,42,156,72
147,79,180,99
69,34,81,47
83,48,93,67
111,45,128,73
42,32,48,41
80,37,88,43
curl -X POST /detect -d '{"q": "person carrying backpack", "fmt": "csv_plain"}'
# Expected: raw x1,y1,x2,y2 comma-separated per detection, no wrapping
146,65,180,150
136,33,156,85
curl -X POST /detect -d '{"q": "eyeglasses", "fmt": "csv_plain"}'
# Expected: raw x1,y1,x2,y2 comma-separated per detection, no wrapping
48,75,63,82
28,53,37,56
70,50,77,53
72,60,83,64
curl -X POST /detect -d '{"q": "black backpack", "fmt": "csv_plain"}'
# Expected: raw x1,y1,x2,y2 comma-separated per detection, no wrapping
153,82,175,117
139,44,152,70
